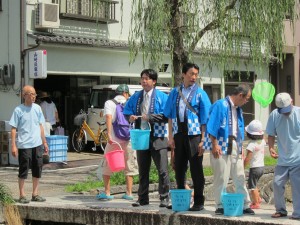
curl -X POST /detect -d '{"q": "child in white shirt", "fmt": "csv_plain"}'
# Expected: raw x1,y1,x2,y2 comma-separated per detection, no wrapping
244,120,266,209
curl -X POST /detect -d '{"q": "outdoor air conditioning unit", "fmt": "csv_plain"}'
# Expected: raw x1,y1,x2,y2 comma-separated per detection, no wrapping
35,3,60,29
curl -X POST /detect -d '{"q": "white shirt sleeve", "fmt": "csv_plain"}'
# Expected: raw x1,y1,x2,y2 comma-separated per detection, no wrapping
246,141,256,152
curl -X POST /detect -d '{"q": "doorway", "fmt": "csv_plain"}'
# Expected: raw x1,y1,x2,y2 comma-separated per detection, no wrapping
34,75,99,138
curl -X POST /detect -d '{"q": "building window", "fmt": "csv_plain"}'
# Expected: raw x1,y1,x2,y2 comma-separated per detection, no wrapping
203,85,221,103
0,0,2,11
224,70,255,83
60,0,119,24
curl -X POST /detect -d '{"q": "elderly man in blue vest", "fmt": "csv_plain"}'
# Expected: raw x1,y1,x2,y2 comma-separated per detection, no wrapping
203,84,254,215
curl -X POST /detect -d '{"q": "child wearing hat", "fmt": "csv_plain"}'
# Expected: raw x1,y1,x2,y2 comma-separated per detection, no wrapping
244,120,266,209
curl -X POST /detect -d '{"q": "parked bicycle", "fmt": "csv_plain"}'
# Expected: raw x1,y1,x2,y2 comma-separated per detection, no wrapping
72,109,108,153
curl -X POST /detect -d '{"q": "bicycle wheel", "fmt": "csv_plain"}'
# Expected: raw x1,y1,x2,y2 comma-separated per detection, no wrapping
72,128,86,153
99,128,108,152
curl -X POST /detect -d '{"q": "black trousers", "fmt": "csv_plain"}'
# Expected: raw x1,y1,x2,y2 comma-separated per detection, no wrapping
136,137,170,202
174,132,205,206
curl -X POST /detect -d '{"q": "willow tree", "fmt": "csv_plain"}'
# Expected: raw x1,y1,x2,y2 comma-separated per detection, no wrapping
119,0,296,86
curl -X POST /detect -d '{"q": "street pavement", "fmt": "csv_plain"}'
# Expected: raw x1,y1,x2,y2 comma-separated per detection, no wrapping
0,145,269,199
1,148,298,225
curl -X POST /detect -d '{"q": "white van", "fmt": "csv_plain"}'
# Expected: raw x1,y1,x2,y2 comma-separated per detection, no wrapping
87,84,171,142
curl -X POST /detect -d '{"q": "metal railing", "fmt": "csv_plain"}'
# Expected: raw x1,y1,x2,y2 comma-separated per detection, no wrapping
60,0,119,23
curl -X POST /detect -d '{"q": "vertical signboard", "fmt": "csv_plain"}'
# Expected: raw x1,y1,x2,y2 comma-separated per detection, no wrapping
29,50,47,79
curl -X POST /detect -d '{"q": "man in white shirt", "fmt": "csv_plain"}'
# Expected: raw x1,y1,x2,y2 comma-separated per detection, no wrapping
97,84,138,200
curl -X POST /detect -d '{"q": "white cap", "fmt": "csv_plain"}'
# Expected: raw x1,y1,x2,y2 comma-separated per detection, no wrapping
275,92,292,114
245,120,264,135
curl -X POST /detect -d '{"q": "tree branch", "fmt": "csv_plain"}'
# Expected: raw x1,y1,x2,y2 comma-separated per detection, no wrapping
189,0,238,52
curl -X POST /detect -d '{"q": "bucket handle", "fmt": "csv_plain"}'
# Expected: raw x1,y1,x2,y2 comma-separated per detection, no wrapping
109,141,123,151
131,121,151,131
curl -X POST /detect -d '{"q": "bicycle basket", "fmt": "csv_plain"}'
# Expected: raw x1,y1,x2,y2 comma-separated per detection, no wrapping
74,113,87,126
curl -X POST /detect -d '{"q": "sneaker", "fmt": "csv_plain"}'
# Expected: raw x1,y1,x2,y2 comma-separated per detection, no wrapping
96,192,114,200
243,208,255,215
132,200,149,207
31,195,46,202
215,208,224,215
122,194,134,200
159,198,170,207
18,196,30,204
189,204,204,211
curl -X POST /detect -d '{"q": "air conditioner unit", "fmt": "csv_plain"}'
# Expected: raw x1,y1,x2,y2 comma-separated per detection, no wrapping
35,3,60,29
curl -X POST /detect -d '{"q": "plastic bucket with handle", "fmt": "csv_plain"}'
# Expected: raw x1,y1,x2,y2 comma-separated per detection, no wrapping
104,142,125,172
130,122,151,150
130,129,150,150
222,192,244,216
170,189,192,212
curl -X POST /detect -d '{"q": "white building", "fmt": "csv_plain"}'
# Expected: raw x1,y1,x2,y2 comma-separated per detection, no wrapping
0,0,272,138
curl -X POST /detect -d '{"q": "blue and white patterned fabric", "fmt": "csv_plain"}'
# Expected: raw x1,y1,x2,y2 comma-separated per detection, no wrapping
153,122,168,137
124,88,168,137
164,84,211,136
203,97,245,154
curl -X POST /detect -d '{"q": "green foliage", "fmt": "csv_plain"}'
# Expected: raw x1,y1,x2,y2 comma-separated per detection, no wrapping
65,162,212,192
65,155,277,193
0,183,15,205
122,0,297,85
264,155,277,166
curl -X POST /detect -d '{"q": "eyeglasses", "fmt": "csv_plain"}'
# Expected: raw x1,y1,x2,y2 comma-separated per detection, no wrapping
25,93,37,97
141,77,152,81
186,72,199,77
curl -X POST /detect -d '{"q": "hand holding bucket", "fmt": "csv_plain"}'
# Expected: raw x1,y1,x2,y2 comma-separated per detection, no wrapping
104,141,125,172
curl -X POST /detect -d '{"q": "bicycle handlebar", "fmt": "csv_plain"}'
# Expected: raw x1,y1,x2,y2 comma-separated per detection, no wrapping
78,109,97,116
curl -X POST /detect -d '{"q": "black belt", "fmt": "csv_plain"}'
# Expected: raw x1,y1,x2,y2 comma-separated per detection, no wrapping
227,135,236,155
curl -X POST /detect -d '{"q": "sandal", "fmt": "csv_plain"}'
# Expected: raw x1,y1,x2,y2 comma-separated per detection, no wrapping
122,194,134,200
96,192,114,200
271,212,287,218
31,195,46,202
250,203,260,209
289,216,300,220
18,196,30,204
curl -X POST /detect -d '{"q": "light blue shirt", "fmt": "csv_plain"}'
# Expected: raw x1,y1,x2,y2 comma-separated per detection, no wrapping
9,103,45,149
179,85,193,122
266,106,300,166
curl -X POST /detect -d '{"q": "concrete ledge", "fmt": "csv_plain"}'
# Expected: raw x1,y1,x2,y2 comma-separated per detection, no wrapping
15,195,297,225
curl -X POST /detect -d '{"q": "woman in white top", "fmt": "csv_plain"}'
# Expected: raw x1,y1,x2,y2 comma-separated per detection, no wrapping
244,120,266,209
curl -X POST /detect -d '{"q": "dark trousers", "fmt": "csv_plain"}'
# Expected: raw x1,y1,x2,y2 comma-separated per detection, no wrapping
136,138,170,202
174,132,205,206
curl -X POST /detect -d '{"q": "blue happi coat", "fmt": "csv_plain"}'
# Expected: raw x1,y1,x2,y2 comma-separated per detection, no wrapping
123,88,168,137
164,84,211,136
203,97,245,154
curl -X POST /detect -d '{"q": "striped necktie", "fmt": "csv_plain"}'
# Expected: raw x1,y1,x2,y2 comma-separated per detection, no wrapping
142,93,149,114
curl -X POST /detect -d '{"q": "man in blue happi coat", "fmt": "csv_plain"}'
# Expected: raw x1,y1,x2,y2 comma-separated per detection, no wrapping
164,63,211,211
124,69,170,208
203,84,254,215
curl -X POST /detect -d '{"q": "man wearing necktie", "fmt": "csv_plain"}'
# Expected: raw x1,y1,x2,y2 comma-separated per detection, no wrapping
124,69,170,208
164,63,211,211
203,84,254,215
